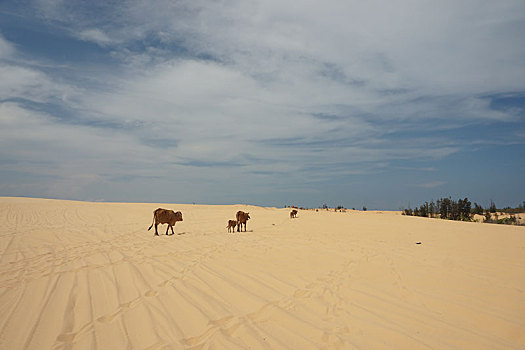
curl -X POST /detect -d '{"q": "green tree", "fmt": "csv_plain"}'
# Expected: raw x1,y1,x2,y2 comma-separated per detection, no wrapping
460,198,471,221
472,203,483,215
489,200,497,213
429,201,436,218
418,202,429,217
440,197,451,219
484,210,492,223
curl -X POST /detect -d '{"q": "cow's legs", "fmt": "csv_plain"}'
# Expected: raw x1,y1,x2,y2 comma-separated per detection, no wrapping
237,222,240,232
154,223,159,236
170,225,175,235
165,225,170,235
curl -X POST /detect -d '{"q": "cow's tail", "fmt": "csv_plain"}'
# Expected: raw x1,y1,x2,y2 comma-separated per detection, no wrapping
148,210,157,231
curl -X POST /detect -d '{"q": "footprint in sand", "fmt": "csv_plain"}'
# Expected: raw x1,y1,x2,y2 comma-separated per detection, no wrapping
97,311,120,323
145,290,158,297
209,315,234,327
157,280,170,287
56,323,93,342
56,332,77,342
120,298,140,309
294,289,313,298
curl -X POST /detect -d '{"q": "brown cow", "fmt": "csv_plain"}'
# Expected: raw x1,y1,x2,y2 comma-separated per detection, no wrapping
148,208,183,236
290,209,298,218
227,219,237,233
236,211,250,232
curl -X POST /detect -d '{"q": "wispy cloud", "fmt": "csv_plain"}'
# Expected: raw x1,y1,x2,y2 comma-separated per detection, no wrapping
396,166,437,172
412,181,446,189
77,28,114,46
0,34,15,58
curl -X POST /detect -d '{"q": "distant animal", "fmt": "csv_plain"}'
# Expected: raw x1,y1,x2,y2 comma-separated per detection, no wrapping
148,208,183,236
227,219,237,233
290,209,298,218
236,211,250,232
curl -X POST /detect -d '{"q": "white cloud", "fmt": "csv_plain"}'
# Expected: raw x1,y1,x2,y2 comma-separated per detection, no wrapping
77,28,114,46
0,65,70,103
0,34,15,58
27,1,525,100
102,0,525,96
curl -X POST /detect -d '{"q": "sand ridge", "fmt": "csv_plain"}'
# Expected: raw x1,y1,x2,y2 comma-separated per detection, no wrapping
0,197,524,349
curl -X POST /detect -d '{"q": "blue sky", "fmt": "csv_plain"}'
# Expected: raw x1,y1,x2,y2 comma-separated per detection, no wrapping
0,0,524,209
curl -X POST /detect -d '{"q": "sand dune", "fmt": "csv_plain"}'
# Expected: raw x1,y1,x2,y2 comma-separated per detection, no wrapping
0,197,524,349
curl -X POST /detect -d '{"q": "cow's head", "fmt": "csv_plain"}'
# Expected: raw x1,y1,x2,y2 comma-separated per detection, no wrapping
175,211,183,221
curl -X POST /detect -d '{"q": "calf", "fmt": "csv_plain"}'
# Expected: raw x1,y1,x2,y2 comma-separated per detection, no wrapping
227,219,237,233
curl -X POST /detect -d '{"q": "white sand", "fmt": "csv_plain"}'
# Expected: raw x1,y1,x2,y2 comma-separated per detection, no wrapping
0,197,524,349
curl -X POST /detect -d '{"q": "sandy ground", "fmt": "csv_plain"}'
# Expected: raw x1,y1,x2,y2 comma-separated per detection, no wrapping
0,197,524,349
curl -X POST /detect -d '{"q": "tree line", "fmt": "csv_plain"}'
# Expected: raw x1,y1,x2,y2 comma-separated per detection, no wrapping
403,197,472,220
403,198,524,224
